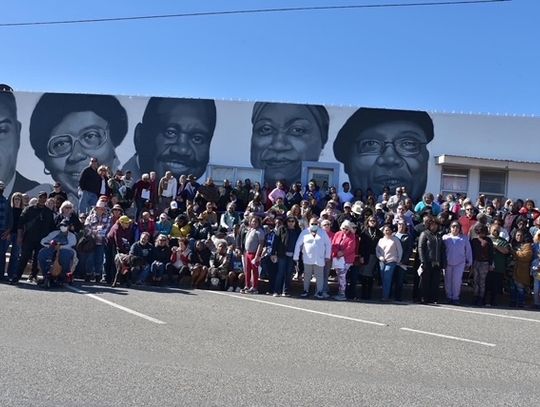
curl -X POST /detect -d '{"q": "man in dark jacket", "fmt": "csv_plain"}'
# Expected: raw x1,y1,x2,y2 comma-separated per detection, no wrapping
11,191,55,284
418,217,447,304
130,231,154,285
78,157,101,214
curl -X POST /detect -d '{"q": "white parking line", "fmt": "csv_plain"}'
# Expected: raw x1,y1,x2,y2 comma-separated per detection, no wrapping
400,327,496,347
66,285,166,325
206,291,387,327
427,305,540,324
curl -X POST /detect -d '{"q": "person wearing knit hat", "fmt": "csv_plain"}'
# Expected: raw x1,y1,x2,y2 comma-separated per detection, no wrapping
333,107,434,203
250,102,329,187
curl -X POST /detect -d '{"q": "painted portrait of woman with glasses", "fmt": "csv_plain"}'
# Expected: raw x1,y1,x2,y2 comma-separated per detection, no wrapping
333,107,434,202
29,93,128,199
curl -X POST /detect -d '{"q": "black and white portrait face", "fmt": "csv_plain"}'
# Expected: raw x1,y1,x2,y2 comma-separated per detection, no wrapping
250,102,329,187
334,108,433,202
136,98,216,180
30,93,128,197
0,93,21,184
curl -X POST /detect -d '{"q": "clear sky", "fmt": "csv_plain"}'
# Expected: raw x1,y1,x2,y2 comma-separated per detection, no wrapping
2,0,538,115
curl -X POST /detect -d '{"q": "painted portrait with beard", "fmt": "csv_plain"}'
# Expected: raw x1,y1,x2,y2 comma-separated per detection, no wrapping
333,107,434,203
250,102,329,187
128,97,216,181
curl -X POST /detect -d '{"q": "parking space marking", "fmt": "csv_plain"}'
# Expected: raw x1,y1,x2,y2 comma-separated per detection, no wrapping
66,285,166,325
205,291,387,326
426,305,540,324
400,327,496,347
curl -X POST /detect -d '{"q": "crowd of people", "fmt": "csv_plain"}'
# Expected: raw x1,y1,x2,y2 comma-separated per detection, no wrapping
1,157,539,309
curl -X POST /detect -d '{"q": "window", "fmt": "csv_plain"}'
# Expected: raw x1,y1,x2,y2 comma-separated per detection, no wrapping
207,165,264,186
441,167,468,197
479,170,506,200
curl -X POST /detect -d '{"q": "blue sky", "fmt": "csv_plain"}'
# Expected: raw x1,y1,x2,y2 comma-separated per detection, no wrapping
2,0,538,115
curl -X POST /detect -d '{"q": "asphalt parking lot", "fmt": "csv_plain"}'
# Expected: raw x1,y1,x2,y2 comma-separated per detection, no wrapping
1,280,539,407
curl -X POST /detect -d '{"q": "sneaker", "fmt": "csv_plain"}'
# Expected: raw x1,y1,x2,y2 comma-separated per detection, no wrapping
314,292,324,299
281,292,291,297
227,286,234,292
26,276,36,283
321,292,330,299
334,293,347,301
300,291,309,297
272,293,279,297
240,287,249,294
248,288,258,294
235,287,241,293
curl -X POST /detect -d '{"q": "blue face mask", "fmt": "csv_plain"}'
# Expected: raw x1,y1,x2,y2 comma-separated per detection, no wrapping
309,225,318,233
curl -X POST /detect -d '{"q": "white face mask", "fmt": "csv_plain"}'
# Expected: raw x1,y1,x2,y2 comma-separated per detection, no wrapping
309,225,319,233
60,226,69,233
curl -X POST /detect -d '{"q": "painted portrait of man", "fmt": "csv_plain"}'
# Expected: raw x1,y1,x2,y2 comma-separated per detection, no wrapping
123,97,217,180
0,89,40,196
333,107,434,202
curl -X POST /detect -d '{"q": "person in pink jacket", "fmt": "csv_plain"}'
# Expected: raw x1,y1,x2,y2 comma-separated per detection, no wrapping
331,220,358,301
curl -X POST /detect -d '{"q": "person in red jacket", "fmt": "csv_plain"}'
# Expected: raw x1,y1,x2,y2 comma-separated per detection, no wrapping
331,220,358,301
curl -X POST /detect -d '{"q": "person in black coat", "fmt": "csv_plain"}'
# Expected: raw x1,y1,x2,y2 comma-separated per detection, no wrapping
418,217,447,304
11,192,55,284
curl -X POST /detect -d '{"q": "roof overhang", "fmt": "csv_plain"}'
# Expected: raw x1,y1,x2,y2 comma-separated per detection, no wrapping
435,155,540,173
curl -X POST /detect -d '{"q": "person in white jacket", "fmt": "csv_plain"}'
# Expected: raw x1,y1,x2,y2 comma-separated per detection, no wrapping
37,219,78,285
293,216,332,299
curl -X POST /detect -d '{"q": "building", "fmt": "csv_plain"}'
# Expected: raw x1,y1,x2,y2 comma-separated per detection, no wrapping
3,90,539,203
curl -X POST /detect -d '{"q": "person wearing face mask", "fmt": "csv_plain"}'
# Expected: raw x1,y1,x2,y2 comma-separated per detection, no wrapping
293,216,332,299
37,219,78,286
0,181,14,281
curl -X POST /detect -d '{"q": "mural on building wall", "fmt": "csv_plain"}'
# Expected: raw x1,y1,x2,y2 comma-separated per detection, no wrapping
333,107,434,202
1,90,435,203
250,102,329,187
7,89,539,204
122,97,217,181
29,93,128,202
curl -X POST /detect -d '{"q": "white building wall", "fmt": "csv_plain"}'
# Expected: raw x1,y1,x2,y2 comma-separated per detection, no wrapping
8,90,540,203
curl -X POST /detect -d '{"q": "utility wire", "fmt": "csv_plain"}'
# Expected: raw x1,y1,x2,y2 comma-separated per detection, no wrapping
0,0,511,28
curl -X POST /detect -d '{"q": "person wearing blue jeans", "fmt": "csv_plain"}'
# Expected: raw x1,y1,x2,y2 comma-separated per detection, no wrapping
38,245,74,283
379,262,397,300
78,190,98,215
85,244,105,282
375,225,403,301
276,256,294,296
78,158,101,215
